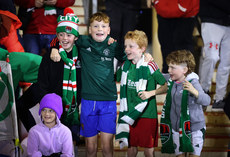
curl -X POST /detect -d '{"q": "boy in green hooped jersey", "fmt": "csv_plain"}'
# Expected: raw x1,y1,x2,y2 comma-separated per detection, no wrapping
115,30,167,157
50,12,126,157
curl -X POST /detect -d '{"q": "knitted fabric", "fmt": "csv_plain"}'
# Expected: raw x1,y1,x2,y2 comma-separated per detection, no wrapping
160,79,194,154
59,45,79,126
56,8,79,37
39,93,63,119
116,56,149,149
44,6,56,16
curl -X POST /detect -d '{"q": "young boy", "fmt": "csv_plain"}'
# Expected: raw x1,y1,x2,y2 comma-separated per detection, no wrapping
27,93,73,157
115,30,167,157
50,11,127,157
160,50,211,157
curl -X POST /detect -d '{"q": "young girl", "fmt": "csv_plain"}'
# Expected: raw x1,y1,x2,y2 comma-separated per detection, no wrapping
160,50,211,157
27,93,73,157
116,30,167,157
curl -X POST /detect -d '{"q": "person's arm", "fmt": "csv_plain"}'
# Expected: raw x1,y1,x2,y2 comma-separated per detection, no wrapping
50,48,60,62
49,37,61,62
55,0,75,8
37,52,52,93
60,127,73,157
187,79,211,106
144,53,154,62
27,129,42,157
183,80,198,98
138,82,167,100
146,0,154,8
138,62,167,100
115,65,123,82
44,0,57,6
114,42,127,63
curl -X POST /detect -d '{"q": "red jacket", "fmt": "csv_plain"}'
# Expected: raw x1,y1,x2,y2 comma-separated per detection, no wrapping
154,0,199,18
15,0,75,34
0,10,24,52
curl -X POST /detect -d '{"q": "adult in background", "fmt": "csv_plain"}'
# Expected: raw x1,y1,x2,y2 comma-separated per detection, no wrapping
15,0,75,55
105,0,142,50
199,0,230,109
0,0,24,52
148,0,199,73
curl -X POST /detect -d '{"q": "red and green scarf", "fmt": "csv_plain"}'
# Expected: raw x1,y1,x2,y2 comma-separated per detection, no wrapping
160,79,194,154
59,45,79,126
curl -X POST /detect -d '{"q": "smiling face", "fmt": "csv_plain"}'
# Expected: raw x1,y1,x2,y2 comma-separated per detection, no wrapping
41,108,57,128
89,20,110,42
57,32,78,52
125,39,145,64
168,63,188,82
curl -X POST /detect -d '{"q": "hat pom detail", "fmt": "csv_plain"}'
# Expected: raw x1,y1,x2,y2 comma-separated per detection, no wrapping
64,7,75,16
56,7,79,37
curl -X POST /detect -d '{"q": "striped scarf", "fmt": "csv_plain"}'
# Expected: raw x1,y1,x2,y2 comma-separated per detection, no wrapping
116,56,149,149
160,79,193,154
44,6,56,16
59,45,79,126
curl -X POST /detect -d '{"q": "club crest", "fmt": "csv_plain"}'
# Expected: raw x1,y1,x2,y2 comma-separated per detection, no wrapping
65,26,72,33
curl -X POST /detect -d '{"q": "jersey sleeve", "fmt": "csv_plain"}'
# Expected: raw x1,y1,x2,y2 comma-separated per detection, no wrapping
148,61,166,85
114,43,127,62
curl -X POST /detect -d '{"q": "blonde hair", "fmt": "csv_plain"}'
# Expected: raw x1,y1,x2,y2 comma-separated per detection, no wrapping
166,50,196,75
124,30,148,50
89,12,110,24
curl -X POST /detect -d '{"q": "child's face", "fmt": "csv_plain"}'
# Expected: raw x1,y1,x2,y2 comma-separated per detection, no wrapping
57,32,78,52
89,20,110,42
124,39,145,64
41,108,56,127
168,63,188,82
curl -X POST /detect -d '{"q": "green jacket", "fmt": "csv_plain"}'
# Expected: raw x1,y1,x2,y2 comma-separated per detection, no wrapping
0,48,42,89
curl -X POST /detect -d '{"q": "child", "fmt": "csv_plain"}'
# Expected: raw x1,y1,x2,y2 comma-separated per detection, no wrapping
27,93,73,157
160,50,211,157
50,11,127,157
115,30,167,157
16,7,80,138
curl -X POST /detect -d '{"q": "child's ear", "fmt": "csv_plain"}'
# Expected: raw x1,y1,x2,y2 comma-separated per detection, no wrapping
141,47,146,53
74,37,78,41
183,67,188,74
108,26,111,35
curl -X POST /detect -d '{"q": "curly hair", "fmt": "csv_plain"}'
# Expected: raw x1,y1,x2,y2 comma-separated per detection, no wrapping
124,30,148,50
166,50,196,75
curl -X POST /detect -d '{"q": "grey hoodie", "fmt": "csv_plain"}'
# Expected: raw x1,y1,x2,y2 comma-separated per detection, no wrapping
168,72,211,132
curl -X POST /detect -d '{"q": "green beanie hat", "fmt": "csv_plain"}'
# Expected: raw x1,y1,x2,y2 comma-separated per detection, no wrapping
56,7,79,37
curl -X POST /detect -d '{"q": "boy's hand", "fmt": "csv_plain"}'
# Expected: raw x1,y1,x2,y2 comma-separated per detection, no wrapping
35,0,44,8
50,48,61,62
144,53,154,62
44,0,57,6
108,37,117,45
183,80,199,98
138,90,155,100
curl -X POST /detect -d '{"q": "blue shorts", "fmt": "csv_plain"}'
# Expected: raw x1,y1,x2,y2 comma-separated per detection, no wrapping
80,98,117,137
